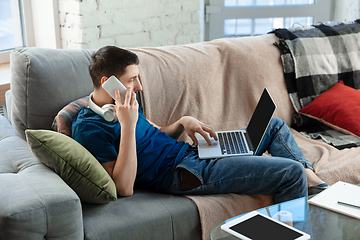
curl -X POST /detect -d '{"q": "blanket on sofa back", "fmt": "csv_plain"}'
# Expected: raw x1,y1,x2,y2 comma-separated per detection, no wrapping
131,34,286,240
129,32,360,240
272,20,360,149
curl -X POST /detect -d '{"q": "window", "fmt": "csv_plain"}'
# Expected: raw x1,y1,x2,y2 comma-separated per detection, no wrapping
224,17,314,37
206,0,335,40
0,0,34,63
224,0,315,7
0,0,25,52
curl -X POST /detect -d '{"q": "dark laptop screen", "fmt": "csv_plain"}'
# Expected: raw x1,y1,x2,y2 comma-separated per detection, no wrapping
246,89,276,152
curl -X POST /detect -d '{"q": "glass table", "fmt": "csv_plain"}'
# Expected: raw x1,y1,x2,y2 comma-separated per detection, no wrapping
211,196,360,240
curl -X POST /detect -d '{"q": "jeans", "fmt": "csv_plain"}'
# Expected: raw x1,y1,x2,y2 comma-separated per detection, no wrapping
165,117,309,204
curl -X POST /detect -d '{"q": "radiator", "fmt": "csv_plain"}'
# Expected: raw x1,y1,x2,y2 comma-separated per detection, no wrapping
0,104,7,118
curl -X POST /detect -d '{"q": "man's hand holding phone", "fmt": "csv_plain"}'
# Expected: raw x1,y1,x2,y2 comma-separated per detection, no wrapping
102,75,138,128
114,88,138,130
102,75,128,103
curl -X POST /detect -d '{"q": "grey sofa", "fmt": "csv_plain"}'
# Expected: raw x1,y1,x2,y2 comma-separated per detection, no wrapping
4,21,360,239
0,47,201,240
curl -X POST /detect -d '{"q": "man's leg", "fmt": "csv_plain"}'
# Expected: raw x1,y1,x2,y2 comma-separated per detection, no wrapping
168,154,308,204
256,117,326,187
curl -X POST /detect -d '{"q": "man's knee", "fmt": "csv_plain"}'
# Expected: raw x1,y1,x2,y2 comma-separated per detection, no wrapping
289,161,307,185
270,117,286,128
275,161,308,203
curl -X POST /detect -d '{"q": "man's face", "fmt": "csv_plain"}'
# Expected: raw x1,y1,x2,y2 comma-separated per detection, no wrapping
118,64,142,93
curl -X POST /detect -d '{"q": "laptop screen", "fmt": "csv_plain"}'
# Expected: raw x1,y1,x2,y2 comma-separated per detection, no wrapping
246,89,276,152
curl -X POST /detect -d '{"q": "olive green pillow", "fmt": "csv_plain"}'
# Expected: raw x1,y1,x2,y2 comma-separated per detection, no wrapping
25,129,117,204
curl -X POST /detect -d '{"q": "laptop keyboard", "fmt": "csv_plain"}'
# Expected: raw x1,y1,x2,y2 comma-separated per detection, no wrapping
218,131,248,155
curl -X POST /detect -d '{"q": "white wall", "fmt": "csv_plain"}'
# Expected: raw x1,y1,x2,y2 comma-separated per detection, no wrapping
58,0,204,49
334,0,360,22
34,0,360,50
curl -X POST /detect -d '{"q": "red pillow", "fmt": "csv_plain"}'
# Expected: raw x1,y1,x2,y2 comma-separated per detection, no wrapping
299,81,360,137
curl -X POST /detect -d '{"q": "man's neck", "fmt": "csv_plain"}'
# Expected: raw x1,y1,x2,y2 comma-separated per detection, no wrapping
92,89,114,107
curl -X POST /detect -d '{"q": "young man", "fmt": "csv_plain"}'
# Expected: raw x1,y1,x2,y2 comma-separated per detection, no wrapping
72,46,327,204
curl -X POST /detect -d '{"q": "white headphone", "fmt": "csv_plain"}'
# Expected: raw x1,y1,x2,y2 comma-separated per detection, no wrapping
88,92,117,122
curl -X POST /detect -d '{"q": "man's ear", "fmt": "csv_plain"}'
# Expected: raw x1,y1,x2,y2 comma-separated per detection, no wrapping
100,76,108,85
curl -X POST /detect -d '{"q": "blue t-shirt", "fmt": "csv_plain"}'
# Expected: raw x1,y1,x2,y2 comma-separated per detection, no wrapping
72,106,189,191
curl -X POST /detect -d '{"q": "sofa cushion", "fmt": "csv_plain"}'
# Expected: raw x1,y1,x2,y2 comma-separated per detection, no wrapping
299,81,360,137
82,190,201,240
25,129,117,204
0,116,83,239
52,96,89,136
10,48,96,140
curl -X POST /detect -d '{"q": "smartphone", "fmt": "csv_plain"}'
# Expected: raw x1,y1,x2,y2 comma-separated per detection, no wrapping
102,75,127,103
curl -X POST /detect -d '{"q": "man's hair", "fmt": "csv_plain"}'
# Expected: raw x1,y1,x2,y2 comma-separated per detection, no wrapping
89,46,140,89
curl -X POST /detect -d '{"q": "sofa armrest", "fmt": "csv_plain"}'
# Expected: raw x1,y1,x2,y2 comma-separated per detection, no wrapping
0,116,84,239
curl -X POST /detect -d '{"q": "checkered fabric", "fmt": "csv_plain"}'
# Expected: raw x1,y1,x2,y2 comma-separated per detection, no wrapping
271,20,360,149
272,20,360,113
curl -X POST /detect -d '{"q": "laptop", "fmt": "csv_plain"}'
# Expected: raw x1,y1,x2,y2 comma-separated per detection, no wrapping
196,88,276,159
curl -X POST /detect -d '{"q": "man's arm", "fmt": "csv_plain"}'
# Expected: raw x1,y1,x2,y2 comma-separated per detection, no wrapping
148,116,218,146
102,126,137,196
102,88,138,197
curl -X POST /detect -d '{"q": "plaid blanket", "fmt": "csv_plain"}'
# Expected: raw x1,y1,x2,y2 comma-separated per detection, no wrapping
272,20,360,149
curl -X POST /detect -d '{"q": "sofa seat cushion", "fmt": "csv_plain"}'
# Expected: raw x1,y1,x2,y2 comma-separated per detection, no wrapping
0,116,83,239
82,190,201,240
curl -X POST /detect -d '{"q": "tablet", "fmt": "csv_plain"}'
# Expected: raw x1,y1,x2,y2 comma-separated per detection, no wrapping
220,211,310,240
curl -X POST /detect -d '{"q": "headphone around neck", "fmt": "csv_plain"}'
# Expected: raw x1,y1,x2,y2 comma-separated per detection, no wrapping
88,92,117,122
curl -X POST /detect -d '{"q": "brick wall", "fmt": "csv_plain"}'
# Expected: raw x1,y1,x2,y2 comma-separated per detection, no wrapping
59,0,203,49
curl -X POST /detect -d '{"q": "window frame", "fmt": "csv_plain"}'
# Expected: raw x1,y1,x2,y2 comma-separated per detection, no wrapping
205,0,335,41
